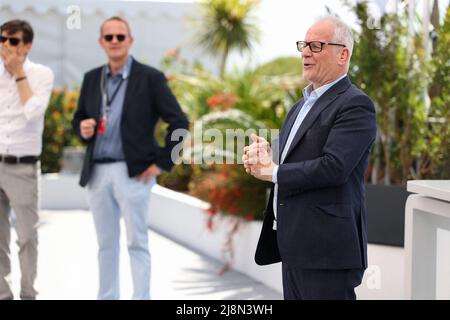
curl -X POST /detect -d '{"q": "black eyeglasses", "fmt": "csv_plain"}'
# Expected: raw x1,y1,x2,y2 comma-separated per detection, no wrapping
103,34,127,42
296,41,346,53
0,35,22,46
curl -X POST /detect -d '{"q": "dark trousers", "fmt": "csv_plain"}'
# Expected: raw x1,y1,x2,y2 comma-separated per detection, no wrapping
282,263,365,300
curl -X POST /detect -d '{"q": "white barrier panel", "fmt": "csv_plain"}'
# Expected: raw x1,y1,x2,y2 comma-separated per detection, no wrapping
405,180,450,299
40,174,89,210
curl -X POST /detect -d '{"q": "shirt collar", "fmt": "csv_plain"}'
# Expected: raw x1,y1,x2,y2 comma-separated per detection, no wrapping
106,55,133,78
303,74,347,101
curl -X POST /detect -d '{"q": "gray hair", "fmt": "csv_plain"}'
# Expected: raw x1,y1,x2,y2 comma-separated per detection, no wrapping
316,15,354,58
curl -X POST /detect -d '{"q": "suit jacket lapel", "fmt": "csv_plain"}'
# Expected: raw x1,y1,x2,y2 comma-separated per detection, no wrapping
121,58,139,118
282,77,351,162
278,99,304,161
91,70,103,120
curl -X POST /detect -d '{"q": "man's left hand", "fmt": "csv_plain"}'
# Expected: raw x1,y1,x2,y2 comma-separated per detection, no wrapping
243,134,275,182
134,164,162,184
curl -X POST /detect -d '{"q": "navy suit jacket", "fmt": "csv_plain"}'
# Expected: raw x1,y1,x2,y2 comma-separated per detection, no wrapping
72,58,189,187
255,76,377,269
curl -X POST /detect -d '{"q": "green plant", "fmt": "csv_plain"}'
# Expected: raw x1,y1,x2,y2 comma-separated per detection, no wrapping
189,164,271,222
419,5,450,179
161,50,307,220
41,89,82,173
157,164,193,191
348,1,432,185
253,56,302,77
192,0,261,78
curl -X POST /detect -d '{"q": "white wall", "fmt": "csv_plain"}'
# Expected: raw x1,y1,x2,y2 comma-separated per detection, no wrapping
40,174,89,210
357,244,405,299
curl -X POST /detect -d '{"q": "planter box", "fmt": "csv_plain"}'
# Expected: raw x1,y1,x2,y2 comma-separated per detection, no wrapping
147,185,283,293
147,185,405,299
40,174,89,210
61,146,85,174
366,184,410,247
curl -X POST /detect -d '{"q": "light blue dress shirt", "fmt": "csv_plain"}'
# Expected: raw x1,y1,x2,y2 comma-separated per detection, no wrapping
93,56,133,161
271,74,347,230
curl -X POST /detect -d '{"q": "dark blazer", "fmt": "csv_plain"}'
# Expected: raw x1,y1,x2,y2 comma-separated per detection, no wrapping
72,58,189,187
255,76,377,270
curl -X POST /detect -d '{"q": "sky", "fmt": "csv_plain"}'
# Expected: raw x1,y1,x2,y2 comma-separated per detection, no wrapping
133,0,363,68
127,0,447,70
233,0,358,67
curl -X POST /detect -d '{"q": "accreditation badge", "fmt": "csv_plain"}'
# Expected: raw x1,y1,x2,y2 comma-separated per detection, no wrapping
98,116,107,135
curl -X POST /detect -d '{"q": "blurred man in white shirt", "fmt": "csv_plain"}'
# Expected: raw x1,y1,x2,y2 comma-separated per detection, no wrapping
0,19,54,300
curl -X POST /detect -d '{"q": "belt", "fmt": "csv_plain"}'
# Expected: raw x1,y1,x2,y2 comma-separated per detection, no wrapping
0,155,39,164
93,158,122,164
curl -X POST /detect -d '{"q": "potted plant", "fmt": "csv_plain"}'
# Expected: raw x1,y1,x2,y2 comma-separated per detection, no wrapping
42,89,83,173
347,1,449,246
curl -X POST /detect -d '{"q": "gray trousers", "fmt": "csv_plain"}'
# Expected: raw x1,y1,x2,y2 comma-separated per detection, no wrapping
0,162,39,300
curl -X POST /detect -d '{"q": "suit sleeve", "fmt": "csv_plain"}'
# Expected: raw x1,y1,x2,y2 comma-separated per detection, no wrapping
151,72,189,171
71,74,92,143
277,94,376,192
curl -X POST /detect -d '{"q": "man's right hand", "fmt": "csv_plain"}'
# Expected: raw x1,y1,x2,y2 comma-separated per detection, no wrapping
243,134,270,173
80,118,97,139
1,46,26,77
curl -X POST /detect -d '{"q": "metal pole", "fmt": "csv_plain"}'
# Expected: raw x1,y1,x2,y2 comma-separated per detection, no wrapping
408,0,416,55
423,0,431,114
423,0,431,58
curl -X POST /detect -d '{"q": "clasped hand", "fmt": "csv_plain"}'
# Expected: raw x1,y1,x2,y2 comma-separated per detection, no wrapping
242,134,275,182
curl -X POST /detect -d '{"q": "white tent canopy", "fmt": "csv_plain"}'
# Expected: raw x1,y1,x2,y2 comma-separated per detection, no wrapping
0,0,217,87
3,0,192,17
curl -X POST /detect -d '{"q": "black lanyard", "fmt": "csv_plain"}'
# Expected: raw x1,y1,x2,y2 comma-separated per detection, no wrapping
100,65,126,119
106,77,124,107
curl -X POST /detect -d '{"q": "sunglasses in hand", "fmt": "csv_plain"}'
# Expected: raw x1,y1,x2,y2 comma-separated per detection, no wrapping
103,34,127,42
0,35,22,46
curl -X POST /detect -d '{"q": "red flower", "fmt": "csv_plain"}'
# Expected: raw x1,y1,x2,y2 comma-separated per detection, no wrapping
208,162,216,169
167,48,177,57
207,206,217,216
245,213,255,221
207,96,224,110
207,216,214,230
206,93,239,111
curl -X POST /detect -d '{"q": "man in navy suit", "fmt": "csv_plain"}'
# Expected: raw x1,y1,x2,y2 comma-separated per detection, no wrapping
72,17,188,299
243,16,377,300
